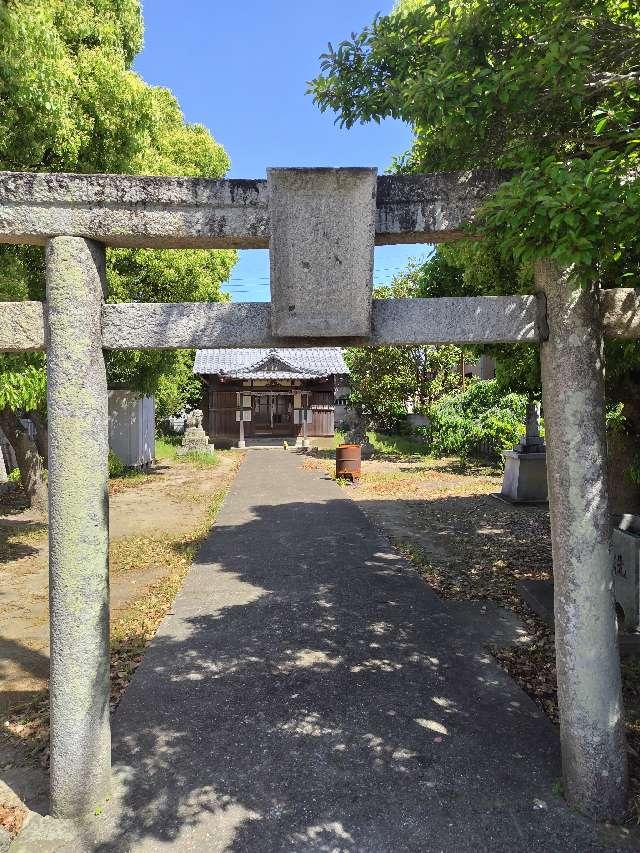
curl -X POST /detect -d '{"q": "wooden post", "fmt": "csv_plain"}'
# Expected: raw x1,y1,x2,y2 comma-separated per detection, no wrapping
302,392,309,448
46,237,111,818
535,258,627,819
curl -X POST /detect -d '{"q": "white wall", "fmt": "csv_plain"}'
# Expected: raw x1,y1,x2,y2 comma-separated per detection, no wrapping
108,391,155,467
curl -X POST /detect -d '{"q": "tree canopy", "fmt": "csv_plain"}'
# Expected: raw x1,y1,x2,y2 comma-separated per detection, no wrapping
311,0,640,279
0,0,236,415
344,275,464,431
311,0,640,422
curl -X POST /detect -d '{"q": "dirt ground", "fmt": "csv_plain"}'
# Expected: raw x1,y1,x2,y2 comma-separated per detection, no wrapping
0,452,241,714
304,453,552,606
345,457,552,603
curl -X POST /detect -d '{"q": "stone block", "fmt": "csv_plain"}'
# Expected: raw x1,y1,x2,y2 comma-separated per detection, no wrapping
612,515,640,631
518,577,640,655
268,167,376,338
177,410,215,455
500,451,548,503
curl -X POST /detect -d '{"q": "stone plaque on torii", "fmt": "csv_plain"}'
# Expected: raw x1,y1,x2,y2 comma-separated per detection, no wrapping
0,165,633,821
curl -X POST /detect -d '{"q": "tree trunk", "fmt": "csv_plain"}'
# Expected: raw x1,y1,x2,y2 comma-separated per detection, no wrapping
0,408,47,515
28,410,49,467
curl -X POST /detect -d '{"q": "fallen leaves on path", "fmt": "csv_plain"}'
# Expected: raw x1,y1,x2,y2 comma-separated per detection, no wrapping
318,452,640,820
0,802,26,836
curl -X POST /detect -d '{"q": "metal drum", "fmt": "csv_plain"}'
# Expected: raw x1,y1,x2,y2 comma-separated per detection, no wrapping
336,444,362,481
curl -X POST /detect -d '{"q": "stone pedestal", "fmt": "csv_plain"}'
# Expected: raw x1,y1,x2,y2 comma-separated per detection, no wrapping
345,426,374,460
176,410,215,456
500,402,548,503
501,451,548,502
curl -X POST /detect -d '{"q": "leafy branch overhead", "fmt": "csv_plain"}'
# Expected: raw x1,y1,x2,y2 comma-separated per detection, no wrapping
0,0,237,502
310,0,640,276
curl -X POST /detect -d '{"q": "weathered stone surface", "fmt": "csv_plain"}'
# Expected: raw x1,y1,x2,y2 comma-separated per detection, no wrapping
177,409,215,455
375,168,513,244
500,452,548,503
612,515,640,631
0,169,511,249
96,289,640,350
0,286,638,355
0,302,44,351
101,295,541,350
371,294,540,344
46,237,111,818
102,302,274,349
7,813,81,852
500,403,548,503
535,258,628,819
601,286,640,338
0,172,270,249
268,168,376,337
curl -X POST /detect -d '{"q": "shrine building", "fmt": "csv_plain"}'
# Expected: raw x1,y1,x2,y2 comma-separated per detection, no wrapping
194,347,348,446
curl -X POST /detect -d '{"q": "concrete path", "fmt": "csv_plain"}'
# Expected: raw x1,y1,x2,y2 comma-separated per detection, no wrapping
88,451,628,852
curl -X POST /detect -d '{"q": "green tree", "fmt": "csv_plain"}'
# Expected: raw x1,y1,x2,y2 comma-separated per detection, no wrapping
0,0,235,505
427,379,528,458
310,0,640,445
311,0,639,279
345,276,463,432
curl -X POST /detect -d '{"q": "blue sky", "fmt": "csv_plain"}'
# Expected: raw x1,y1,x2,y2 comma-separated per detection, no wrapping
134,2,431,301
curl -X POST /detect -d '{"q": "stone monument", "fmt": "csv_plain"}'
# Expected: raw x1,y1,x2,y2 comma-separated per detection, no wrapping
177,409,215,456
500,401,548,503
344,419,375,460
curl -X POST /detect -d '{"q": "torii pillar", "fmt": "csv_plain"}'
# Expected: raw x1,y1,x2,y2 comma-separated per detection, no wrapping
46,237,111,818
536,259,628,818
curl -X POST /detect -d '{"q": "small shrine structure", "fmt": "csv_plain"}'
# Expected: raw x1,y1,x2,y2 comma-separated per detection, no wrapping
194,347,347,446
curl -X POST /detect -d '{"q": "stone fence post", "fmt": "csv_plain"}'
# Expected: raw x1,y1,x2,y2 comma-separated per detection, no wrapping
535,258,628,818
46,237,111,818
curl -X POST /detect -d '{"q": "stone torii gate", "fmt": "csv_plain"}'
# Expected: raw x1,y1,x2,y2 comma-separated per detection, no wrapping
0,166,636,823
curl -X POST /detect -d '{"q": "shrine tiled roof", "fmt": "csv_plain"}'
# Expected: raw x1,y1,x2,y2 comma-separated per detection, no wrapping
193,348,348,379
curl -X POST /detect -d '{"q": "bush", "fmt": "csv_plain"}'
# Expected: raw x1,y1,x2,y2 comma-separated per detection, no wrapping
427,380,527,458
108,450,127,478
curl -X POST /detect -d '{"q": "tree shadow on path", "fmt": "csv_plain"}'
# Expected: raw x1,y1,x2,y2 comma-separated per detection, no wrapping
88,456,630,852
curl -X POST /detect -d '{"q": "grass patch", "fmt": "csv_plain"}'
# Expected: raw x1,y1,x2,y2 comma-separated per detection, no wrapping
109,482,230,709
107,448,153,493
333,430,430,458
320,431,430,461
366,432,431,460
1,456,241,764
155,434,181,461
156,436,219,467
108,468,153,496
177,450,220,468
